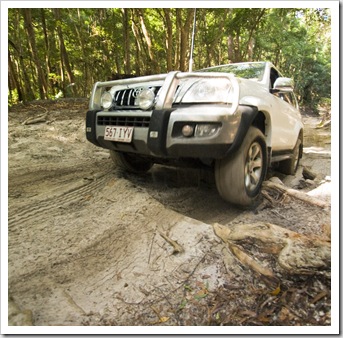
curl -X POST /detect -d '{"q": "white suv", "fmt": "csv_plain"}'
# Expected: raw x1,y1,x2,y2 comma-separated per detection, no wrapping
86,62,303,206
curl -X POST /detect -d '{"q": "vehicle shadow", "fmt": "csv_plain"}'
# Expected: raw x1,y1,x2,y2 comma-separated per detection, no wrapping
120,164,242,225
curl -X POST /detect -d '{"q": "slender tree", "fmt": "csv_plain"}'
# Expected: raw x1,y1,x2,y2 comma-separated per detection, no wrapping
53,8,75,96
22,8,48,99
162,9,173,72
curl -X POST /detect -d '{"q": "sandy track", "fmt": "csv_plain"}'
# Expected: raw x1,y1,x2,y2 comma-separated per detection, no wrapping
7,100,332,328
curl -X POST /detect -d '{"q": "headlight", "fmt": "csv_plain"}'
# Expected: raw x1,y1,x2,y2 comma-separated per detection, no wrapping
135,88,155,110
101,91,114,109
181,78,233,104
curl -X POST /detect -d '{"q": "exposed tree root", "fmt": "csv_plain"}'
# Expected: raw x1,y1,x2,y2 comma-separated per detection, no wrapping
213,222,331,277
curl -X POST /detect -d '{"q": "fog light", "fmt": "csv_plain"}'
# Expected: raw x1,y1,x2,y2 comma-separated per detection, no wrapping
182,124,194,137
195,124,220,137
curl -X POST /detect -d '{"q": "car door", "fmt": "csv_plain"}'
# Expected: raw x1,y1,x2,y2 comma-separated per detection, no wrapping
269,68,300,152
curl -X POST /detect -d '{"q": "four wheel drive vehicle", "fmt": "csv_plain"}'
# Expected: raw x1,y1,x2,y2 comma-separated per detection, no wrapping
86,61,303,206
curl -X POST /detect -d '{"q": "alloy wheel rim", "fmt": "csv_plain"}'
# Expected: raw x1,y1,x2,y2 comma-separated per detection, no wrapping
244,141,263,193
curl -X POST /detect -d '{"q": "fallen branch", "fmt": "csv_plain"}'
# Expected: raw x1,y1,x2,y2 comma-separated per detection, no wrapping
158,231,184,254
22,113,47,125
262,180,330,209
148,231,156,264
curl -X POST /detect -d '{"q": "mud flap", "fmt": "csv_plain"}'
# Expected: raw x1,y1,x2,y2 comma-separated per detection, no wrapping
147,109,174,156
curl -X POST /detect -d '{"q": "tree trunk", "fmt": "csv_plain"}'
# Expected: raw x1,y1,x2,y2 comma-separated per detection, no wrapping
40,9,53,96
245,9,267,61
121,9,131,75
235,32,241,62
53,8,75,96
9,35,35,102
130,12,142,75
73,8,87,96
227,35,234,63
137,9,159,73
8,50,23,102
175,10,181,69
22,8,48,100
163,9,173,71
177,9,194,72
247,37,254,61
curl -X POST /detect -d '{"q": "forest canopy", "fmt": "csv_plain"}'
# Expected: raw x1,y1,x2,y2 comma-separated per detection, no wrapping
8,8,331,110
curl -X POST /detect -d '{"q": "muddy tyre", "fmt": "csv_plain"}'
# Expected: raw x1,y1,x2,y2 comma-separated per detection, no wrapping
278,138,302,175
110,150,153,173
215,126,267,207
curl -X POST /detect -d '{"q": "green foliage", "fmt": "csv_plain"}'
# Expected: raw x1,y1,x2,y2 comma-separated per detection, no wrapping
253,8,331,109
8,89,19,106
8,8,331,110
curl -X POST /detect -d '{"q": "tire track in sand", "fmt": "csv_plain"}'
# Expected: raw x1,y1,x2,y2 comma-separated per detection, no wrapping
8,170,113,229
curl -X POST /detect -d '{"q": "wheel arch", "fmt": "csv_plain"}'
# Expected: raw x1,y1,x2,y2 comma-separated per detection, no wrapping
226,106,270,158
251,110,272,147
249,110,272,166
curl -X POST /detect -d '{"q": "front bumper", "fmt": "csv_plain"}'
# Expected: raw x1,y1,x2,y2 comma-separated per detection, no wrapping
86,104,258,160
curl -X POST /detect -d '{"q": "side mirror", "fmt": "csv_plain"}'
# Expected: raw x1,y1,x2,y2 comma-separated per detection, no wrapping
273,77,294,93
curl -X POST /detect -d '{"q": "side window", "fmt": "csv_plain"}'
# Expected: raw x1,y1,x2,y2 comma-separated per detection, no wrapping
269,68,279,89
270,67,297,108
277,92,297,108
287,92,297,108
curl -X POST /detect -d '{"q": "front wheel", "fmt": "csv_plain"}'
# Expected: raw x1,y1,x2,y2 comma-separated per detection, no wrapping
110,150,153,173
215,126,267,207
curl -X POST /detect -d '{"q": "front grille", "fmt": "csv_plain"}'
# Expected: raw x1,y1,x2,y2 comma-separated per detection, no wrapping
113,86,161,108
97,116,150,127
115,88,136,107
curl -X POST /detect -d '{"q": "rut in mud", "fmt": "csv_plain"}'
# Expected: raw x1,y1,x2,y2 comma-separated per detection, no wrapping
7,99,332,328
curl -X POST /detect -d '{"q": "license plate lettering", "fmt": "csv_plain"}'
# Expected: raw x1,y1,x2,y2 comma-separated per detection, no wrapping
104,126,134,143
124,127,133,139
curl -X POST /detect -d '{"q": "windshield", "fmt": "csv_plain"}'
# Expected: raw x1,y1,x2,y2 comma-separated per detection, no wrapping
199,62,266,81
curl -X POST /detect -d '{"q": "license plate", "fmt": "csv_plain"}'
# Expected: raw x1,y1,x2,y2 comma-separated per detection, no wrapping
104,126,134,143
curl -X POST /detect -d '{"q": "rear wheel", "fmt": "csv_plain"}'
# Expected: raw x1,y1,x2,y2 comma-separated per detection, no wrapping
110,150,153,173
215,126,267,207
278,138,302,175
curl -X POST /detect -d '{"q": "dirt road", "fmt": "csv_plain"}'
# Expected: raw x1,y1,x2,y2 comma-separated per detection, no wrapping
7,99,332,328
